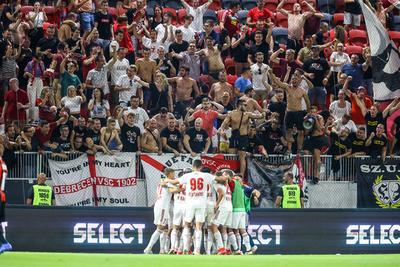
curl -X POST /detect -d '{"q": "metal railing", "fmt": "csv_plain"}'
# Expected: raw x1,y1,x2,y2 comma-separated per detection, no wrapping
5,151,377,181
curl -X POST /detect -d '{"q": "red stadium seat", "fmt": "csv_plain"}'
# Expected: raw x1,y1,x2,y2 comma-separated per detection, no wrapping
208,0,221,11
329,28,348,44
43,6,57,25
265,0,278,12
333,13,344,26
177,8,187,24
349,29,368,47
275,12,288,28
20,6,33,15
301,0,317,12
226,74,238,86
282,0,297,11
345,45,363,56
389,31,400,47
224,57,236,75
163,8,177,25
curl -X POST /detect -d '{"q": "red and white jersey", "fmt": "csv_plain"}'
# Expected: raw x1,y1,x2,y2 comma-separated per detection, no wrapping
206,183,216,207
0,158,8,202
178,171,215,208
214,183,232,211
173,184,186,207
154,181,173,210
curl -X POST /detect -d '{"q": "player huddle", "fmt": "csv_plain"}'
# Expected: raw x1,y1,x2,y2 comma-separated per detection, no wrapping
144,159,260,255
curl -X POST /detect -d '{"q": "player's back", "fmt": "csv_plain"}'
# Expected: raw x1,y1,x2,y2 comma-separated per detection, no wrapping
214,182,232,211
178,171,214,208
155,182,172,209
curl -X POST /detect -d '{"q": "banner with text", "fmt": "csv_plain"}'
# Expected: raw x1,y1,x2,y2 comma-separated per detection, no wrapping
357,159,400,208
141,154,239,206
49,153,137,206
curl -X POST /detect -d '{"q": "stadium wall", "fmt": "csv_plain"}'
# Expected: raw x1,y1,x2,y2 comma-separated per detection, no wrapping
2,206,399,254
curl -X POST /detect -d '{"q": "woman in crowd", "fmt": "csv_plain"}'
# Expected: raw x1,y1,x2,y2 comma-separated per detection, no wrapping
61,85,86,118
88,88,110,126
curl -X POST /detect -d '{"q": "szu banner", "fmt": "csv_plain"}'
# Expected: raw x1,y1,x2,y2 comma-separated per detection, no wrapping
356,159,400,208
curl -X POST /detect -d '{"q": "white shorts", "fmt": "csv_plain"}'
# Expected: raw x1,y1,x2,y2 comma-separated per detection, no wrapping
344,12,361,26
230,211,246,229
205,204,215,226
154,206,169,226
184,207,206,223
173,205,185,226
212,209,232,227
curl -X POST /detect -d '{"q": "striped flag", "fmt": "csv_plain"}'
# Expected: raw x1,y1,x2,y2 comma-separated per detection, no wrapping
358,0,400,101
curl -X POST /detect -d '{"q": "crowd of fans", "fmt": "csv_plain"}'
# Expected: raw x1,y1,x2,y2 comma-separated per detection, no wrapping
0,0,400,180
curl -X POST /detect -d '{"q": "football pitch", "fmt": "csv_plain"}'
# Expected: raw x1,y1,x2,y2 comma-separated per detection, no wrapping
1,253,399,267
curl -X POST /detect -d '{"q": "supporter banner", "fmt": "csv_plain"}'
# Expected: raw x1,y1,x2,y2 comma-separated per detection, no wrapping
4,206,400,254
247,157,293,207
49,153,137,206
141,154,239,206
359,0,400,101
356,159,400,208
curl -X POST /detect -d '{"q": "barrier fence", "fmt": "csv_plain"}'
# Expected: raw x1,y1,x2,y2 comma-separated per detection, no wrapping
3,152,380,206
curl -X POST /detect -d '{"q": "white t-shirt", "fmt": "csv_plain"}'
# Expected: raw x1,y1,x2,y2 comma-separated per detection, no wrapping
250,63,270,91
155,24,176,50
178,171,215,208
173,184,186,207
213,183,232,211
206,183,216,207
61,96,82,114
29,11,46,28
334,118,358,133
109,58,130,85
187,5,207,33
124,107,149,134
142,37,164,60
178,25,196,42
330,52,351,73
86,65,110,94
155,181,173,210
89,99,110,119
329,100,352,120
116,74,142,103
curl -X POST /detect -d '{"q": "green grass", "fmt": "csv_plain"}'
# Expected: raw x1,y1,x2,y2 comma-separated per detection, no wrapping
1,252,399,267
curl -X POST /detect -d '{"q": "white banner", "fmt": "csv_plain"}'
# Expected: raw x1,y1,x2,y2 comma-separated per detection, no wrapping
49,153,137,206
141,154,198,207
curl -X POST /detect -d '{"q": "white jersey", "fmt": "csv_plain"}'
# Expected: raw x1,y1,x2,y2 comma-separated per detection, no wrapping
178,171,215,208
214,183,232,212
154,181,173,210
206,183,216,207
173,184,186,207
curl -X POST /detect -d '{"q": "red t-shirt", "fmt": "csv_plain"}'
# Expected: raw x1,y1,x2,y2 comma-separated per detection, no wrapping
113,24,135,54
34,122,57,147
222,10,240,37
4,89,29,121
247,7,273,25
53,53,65,77
350,94,373,125
193,109,219,138
82,56,96,81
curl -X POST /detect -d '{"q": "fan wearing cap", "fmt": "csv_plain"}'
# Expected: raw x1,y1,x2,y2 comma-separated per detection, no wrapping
342,76,373,126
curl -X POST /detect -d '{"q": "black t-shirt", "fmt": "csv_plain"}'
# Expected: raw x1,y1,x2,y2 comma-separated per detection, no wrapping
260,124,285,154
169,41,189,72
95,12,114,40
249,29,268,43
155,58,172,77
53,137,71,152
365,112,385,137
186,127,209,153
73,126,88,138
231,34,250,63
329,132,352,155
160,128,182,152
85,129,101,145
51,121,73,141
37,37,59,67
1,6,14,30
369,134,387,157
247,134,263,154
349,132,366,153
345,1,362,14
120,123,141,152
249,42,269,63
303,57,330,87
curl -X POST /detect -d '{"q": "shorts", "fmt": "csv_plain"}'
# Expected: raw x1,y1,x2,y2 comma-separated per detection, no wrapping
286,38,303,54
303,135,329,152
154,206,169,226
173,205,185,226
205,204,215,226
231,211,246,229
79,12,95,32
229,134,249,151
285,110,307,131
212,209,232,227
184,207,206,224
344,12,361,27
